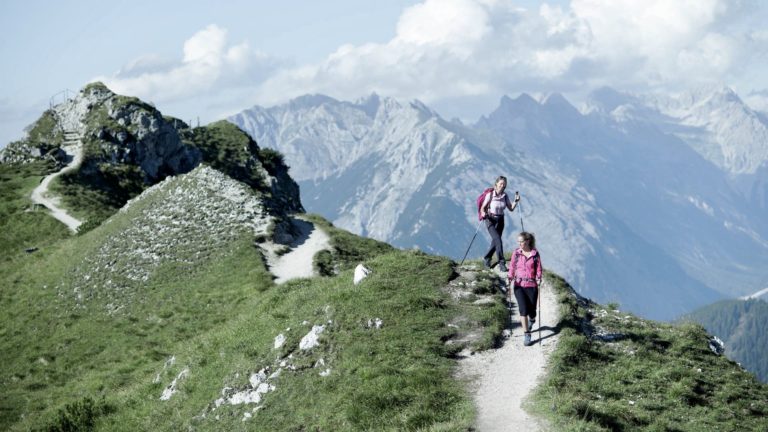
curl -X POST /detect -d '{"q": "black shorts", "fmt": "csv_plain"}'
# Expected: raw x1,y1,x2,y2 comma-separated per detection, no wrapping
513,285,539,318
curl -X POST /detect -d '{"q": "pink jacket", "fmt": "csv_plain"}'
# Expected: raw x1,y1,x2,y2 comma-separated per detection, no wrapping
507,248,542,288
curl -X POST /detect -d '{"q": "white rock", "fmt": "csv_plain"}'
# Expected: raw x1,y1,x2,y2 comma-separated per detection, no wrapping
160,368,189,401
274,334,286,349
367,318,383,329
299,325,325,350
354,264,371,285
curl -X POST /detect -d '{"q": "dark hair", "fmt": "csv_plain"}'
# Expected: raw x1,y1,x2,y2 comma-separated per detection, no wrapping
518,231,536,249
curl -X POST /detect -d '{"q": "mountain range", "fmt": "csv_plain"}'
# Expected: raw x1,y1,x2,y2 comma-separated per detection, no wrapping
229,86,768,321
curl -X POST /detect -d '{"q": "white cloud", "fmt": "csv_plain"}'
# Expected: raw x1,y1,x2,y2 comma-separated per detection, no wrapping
254,0,512,105
85,1,766,125
253,0,764,111
395,0,491,49
95,24,280,106
568,0,738,86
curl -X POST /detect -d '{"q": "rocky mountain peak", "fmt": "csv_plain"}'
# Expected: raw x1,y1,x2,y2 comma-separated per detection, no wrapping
499,93,539,113
287,94,339,111
541,93,581,120
355,92,382,118
681,83,740,108
2,83,303,227
408,99,437,117
585,86,638,113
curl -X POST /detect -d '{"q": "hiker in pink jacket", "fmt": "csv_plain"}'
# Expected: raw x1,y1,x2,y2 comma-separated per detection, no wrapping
507,231,543,347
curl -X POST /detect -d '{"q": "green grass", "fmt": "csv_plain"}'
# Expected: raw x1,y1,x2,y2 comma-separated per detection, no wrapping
26,109,64,150
189,120,267,190
462,270,508,351
47,166,140,226
304,213,395,274
6,135,767,431
680,299,768,382
529,273,768,431
0,162,71,263
90,250,476,431
1,234,273,431
1,165,488,431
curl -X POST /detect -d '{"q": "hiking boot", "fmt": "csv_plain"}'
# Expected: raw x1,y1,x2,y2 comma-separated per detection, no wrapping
523,332,532,347
498,262,508,273
483,257,491,268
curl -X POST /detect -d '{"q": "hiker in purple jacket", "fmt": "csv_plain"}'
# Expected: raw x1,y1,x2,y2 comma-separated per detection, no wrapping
507,231,543,346
479,176,520,272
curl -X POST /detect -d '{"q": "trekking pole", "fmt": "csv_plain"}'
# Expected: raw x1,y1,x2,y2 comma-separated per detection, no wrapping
518,195,525,232
538,282,542,346
459,218,484,266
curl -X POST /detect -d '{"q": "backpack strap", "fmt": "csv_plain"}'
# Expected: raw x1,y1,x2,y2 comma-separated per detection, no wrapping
483,189,494,212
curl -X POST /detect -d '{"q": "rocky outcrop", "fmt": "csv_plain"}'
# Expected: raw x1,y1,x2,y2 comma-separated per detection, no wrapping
0,109,65,165
2,82,303,229
76,82,202,183
0,82,201,179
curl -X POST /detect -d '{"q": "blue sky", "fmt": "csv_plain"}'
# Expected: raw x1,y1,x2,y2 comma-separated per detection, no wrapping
2,0,767,146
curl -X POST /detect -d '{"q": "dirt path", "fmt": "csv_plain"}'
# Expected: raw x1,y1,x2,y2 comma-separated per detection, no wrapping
460,277,560,431
269,217,331,284
30,143,84,232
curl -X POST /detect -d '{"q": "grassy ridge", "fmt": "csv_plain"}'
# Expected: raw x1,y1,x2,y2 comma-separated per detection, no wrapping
531,274,768,431
1,234,272,431
1,165,496,431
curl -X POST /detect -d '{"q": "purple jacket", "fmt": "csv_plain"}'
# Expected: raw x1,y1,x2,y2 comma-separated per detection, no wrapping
507,248,542,288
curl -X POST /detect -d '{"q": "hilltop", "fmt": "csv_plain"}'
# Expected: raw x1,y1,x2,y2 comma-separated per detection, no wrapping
0,82,301,232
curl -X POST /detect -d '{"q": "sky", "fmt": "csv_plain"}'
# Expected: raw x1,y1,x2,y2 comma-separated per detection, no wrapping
2,0,767,146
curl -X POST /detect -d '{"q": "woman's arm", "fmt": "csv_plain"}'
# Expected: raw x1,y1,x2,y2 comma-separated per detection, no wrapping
507,191,520,211
535,255,543,284
507,250,517,281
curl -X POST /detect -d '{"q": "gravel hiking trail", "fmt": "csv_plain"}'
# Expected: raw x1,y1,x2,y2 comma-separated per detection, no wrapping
460,277,560,431
30,142,83,232
269,217,331,284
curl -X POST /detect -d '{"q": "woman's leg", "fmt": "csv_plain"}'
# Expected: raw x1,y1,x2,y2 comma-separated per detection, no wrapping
520,315,530,332
513,285,530,332
525,287,539,320
484,218,502,262
495,217,505,263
